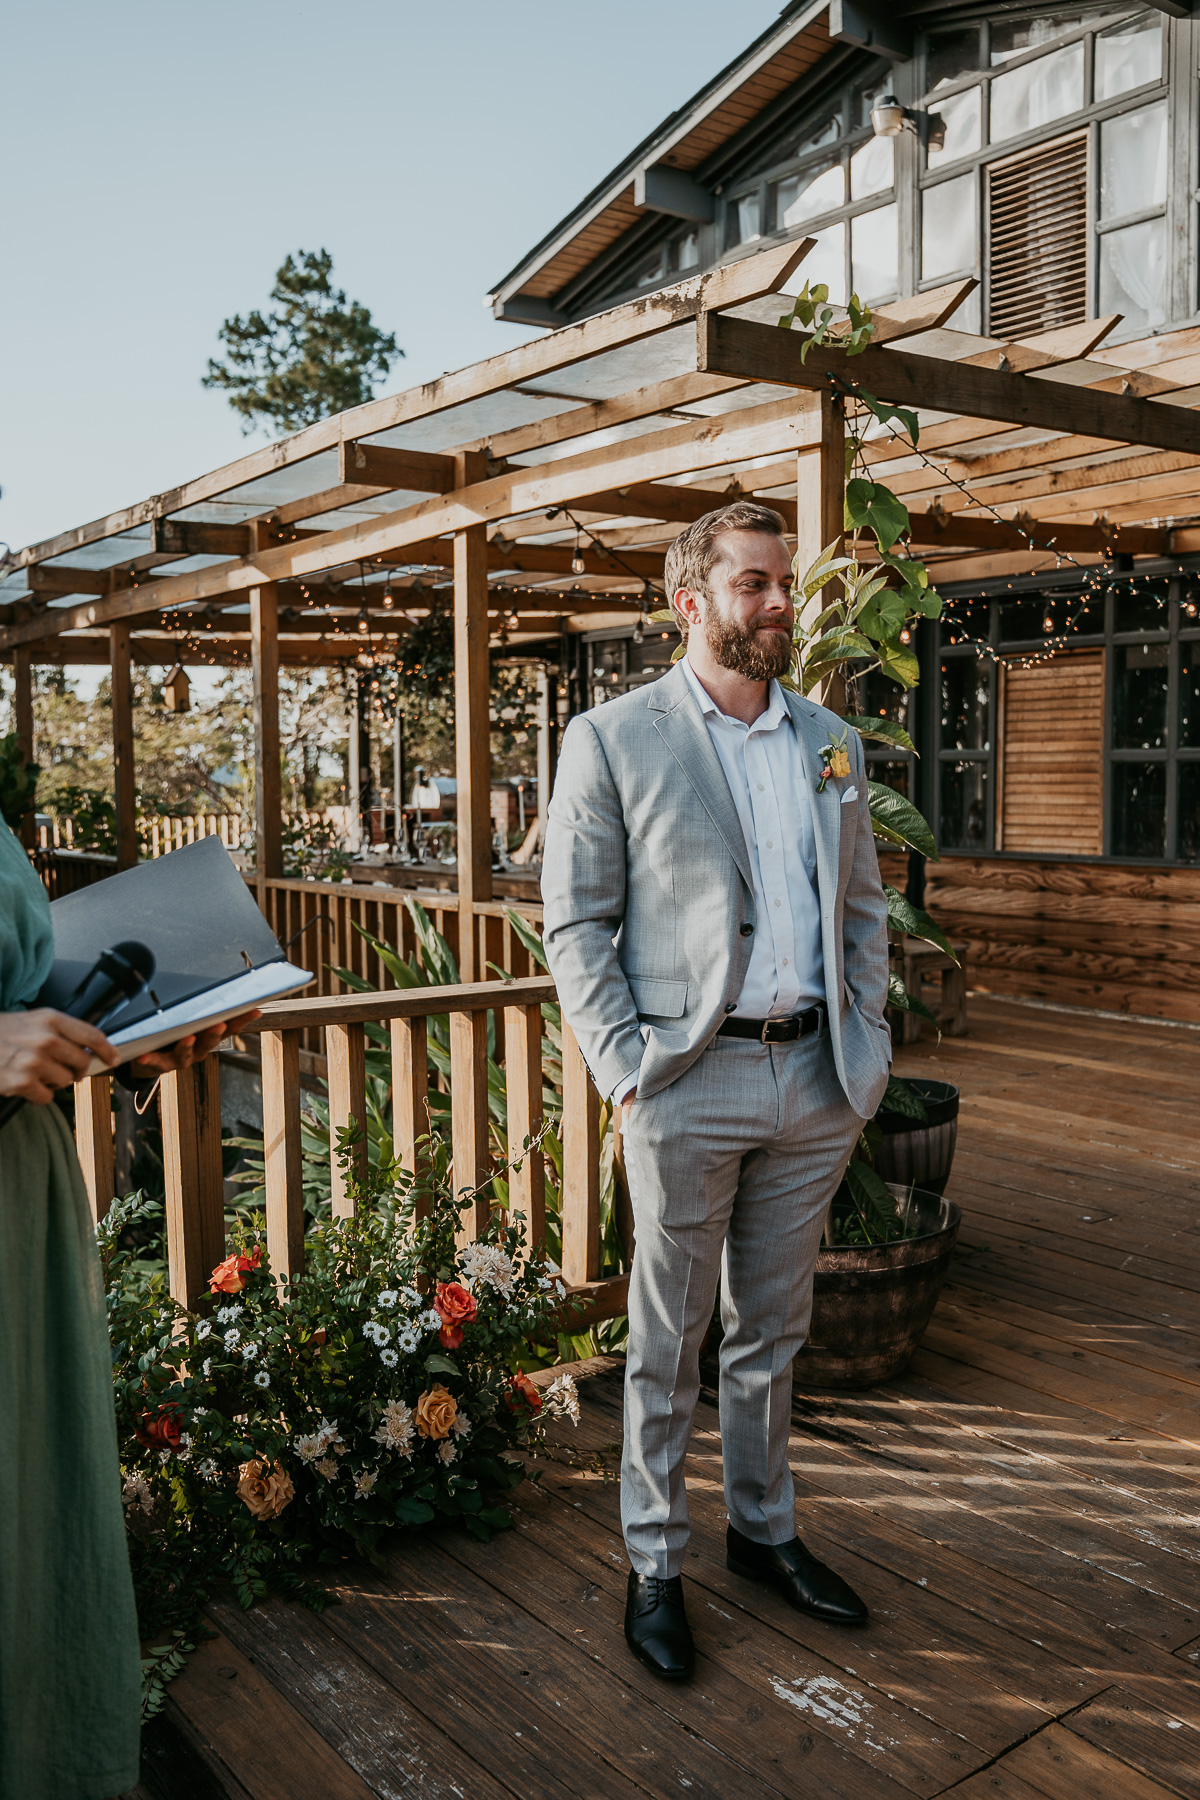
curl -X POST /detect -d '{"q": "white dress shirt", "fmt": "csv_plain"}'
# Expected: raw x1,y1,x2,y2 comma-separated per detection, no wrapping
614,658,825,1102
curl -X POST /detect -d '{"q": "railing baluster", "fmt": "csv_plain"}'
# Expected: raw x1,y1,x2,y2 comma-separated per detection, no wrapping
326,1020,367,1216
161,1059,226,1310
74,1073,115,1223
390,1015,429,1200
561,1021,601,1287
449,1009,490,1241
504,1002,545,1250
262,1028,305,1284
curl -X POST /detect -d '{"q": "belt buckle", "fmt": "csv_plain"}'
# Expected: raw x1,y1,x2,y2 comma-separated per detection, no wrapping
760,1018,773,1044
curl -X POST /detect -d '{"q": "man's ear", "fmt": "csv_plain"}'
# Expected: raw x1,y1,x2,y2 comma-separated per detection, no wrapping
674,586,704,631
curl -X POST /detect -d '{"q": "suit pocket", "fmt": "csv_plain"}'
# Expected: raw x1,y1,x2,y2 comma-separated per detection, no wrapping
627,974,688,1019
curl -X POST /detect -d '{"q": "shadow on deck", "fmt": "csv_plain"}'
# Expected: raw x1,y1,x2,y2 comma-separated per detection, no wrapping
134,996,1200,1800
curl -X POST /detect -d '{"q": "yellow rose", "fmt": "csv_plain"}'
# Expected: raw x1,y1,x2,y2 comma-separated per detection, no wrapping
236,1458,295,1520
415,1383,458,1440
829,746,851,780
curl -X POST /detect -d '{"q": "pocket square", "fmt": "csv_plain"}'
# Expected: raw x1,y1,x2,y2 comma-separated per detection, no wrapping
840,786,859,804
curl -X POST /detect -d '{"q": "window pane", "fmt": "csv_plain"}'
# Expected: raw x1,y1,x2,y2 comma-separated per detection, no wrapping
999,594,1051,640
773,157,844,228
672,230,700,271
943,287,981,333
801,221,846,304
632,247,664,288
866,758,910,799
1100,102,1166,220
852,203,899,300
928,87,981,169
1113,579,1169,633
850,135,893,199
1179,763,1200,862
1114,642,1169,748
940,656,990,751
1096,13,1162,101
728,192,761,248
990,13,1107,64
922,173,977,279
940,761,988,850
990,42,1084,142
1111,761,1167,858
1179,639,1200,747
788,114,841,158
1099,216,1167,334
927,26,981,92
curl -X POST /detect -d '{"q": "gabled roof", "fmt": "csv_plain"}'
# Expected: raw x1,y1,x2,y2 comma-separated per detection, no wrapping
485,1,836,324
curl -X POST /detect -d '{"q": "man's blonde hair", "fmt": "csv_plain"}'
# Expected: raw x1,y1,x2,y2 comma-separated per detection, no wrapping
663,501,788,635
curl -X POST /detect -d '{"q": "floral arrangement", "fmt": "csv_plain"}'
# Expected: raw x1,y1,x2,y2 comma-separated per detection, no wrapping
104,1134,582,1712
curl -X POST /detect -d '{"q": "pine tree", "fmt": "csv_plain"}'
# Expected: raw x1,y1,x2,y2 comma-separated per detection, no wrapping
202,249,401,436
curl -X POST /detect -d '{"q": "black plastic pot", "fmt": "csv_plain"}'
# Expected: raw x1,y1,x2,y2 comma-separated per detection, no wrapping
873,1078,959,1198
793,1185,960,1390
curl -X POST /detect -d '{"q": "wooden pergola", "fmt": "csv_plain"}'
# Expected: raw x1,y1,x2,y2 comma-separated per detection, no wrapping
6,238,1200,973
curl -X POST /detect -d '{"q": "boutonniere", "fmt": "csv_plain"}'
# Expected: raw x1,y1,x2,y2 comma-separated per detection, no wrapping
816,726,851,792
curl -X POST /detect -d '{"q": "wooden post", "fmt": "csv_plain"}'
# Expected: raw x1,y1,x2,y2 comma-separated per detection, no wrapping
504,1002,546,1250
795,390,846,715
326,1020,367,1216
12,644,35,849
561,1021,601,1287
74,1074,115,1223
262,1028,305,1284
390,1015,429,1198
449,1007,490,1241
250,581,283,900
453,449,493,981
161,1059,226,1309
109,622,138,869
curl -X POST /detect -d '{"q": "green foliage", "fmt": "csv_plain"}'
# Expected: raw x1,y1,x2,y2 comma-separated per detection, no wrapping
103,1143,590,1704
0,730,38,829
779,283,874,360
844,479,910,554
843,714,916,754
867,782,938,861
884,885,956,961
880,1075,928,1121
202,248,401,436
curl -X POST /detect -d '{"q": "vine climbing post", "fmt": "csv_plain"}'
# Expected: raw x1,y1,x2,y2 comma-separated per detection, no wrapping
794,387,846,714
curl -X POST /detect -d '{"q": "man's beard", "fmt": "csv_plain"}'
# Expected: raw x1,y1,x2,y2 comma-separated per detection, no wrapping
701,604,793,681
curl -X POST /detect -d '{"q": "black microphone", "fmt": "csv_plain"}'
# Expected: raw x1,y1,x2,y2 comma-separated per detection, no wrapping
0,940,155,1130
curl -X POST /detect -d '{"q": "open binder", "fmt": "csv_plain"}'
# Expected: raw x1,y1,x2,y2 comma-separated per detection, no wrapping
38,836,312,1074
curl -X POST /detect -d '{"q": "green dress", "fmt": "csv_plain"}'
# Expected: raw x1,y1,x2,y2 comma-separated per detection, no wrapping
0,819,141,1798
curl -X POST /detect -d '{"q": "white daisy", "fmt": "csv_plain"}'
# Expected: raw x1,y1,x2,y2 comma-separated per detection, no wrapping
396,1325,421,1355
380,1347,398,1368
195,1320,213,1341
242,1341,260,1361
378,1290,398,1309
197,1458,218,1482
420,1310,443,1335
215,1303,242,1324
253,1370,271,1389
223,1327,241,1352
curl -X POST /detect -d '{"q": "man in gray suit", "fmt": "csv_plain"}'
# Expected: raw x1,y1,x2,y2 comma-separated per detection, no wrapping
541,501,891,1679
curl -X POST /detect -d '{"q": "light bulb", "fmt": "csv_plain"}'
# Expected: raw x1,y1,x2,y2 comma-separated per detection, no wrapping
382,585,394,609
357,608,370,634
571,550,586,575
1042,613,1054,634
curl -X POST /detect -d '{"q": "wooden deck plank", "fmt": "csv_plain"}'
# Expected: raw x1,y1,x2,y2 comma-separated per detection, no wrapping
1064,1687,1200,1797
950,1721,1186,1800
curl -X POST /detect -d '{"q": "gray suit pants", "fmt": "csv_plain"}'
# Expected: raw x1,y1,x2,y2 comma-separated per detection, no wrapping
619,1028,862,1577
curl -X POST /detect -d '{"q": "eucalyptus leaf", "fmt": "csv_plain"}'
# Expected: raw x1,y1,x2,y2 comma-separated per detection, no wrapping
868,783,939,860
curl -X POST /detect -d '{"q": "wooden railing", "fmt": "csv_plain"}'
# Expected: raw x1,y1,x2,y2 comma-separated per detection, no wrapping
73,975,625,1329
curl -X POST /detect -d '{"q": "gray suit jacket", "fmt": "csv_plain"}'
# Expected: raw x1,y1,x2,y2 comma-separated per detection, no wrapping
541,661,892,1119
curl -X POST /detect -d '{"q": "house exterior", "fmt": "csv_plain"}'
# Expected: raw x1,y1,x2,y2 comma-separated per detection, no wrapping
490,2,1200,1021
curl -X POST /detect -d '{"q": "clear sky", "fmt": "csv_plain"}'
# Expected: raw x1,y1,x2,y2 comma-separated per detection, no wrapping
1,0,782,558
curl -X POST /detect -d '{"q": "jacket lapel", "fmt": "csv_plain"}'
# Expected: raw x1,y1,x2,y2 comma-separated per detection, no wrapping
649,664,754,893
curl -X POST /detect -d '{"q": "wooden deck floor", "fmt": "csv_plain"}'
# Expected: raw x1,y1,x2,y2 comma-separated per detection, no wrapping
143,996,1200,1800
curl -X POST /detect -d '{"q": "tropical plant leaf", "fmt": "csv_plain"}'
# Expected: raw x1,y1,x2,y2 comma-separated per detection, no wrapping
806,628,877,664
845,479,910,553
843,714,917,754
868,783,939,860
884,886,957,961
881,1075,929,1121
875,641,922,688
647,609,676,625
857,587,907,641
851,386,920,447
888,970,941,1030
504,908,549,972
844,1156,900,1236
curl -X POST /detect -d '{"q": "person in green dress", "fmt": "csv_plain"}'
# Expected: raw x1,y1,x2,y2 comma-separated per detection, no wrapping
0,817,257,1799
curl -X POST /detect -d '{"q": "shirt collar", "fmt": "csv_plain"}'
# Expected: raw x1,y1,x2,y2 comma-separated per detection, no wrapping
682,654,790,733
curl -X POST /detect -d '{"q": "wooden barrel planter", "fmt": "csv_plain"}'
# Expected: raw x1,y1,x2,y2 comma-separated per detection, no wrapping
794,1186,961,1390
873,1078,959,1197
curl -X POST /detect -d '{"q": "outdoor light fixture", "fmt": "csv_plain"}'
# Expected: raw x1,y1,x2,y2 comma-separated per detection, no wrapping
870,95,916,138
382,583,395,609
571,538,586,576
1042,610,1055,634
632,616,645,644
357,607,370,634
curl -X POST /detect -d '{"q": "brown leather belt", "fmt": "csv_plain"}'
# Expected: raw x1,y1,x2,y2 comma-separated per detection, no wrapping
717,1004,826,1043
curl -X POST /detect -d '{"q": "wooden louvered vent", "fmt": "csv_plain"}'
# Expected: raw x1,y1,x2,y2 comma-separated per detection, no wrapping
986,130,1088,339
997,651,1104,855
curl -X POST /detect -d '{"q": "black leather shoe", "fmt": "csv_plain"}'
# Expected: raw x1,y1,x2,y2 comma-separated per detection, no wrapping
726,1525,868,1625
624,1570,695,1679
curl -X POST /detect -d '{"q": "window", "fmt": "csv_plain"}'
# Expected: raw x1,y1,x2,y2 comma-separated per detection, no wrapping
986,132,1088,337
728,192,761,248
772,158,844,229
852,203,899,300
927,26,980,92
990,41,1085,142
923,173,977,281
937,652,992,850
1095,12,1162,100
850,136,893,200
928,87,981,170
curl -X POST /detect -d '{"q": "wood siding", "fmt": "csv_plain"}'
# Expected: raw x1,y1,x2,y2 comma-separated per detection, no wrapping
925,855,1200,1023
998,651,1105,855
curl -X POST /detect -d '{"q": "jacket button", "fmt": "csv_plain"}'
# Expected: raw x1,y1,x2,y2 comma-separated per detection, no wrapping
724,1003,737,1014
739,922,754,937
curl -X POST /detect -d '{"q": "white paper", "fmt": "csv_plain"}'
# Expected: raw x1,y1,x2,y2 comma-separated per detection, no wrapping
85,962,312,1075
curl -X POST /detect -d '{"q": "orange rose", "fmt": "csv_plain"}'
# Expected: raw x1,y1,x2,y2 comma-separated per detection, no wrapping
415,1383,458,1440
209,1247,263,1295
433,1281,477,1350
236,1458,294,1520
506,1370,543,1415
137,1405,183,1450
